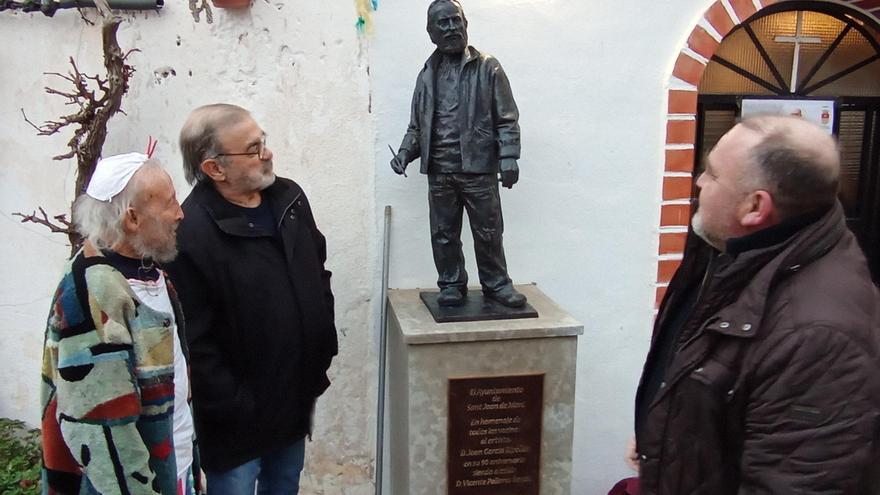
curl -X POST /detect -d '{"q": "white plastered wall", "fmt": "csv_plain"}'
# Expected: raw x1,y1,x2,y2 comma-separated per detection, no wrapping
1,0,716,493
0,3,376,493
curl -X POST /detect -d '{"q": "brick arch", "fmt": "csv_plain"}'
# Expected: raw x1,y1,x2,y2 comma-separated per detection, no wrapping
655,0,880,308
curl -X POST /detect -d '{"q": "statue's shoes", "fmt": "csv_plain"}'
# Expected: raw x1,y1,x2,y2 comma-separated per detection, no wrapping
484,285,527,308
437,287,466,306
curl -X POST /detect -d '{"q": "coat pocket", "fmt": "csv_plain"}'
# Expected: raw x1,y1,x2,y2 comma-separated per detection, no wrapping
689,359,737,401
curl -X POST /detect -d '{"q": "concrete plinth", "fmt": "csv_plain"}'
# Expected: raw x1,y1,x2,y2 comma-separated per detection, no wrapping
387,284,583,495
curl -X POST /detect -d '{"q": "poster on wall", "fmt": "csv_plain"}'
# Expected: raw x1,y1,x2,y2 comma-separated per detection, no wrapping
741,99,835,134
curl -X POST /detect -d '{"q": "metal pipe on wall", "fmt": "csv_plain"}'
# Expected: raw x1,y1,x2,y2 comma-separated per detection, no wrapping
1,0,163,15
375,205,392,495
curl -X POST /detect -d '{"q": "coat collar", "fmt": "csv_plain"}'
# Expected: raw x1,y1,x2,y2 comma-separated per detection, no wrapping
424,45,480,75
704,201,847,339
725,207,826,255
189,177,303,237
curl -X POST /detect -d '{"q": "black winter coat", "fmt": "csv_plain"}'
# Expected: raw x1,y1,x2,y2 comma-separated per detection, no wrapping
169,177,338,471
635,203,880,494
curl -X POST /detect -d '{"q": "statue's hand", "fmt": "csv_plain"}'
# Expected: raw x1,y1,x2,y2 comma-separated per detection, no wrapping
391,151,409,176
500,158,519,188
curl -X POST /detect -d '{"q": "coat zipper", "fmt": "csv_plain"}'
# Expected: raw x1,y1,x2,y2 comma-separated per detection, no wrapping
650,254,720,408
677,253,718,351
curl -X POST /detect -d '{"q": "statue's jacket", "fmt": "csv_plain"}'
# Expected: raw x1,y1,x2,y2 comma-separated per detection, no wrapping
41,244,188,494
399,45,521,174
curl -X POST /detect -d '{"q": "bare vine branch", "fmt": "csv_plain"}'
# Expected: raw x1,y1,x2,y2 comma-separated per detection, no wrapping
12,208,73,235
16,18,134,255
20,109,42,132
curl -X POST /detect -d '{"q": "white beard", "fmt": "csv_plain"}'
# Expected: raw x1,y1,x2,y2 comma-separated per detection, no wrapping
130,227,179,264
692,211,725,251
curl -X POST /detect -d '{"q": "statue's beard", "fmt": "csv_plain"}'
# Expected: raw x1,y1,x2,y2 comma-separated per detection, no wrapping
433,33,467,54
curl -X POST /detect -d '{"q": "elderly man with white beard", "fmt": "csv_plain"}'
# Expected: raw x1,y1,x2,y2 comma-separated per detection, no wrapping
40,153,198,495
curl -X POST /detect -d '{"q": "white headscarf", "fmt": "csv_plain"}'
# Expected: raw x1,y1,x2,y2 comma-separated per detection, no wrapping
85,152,149,202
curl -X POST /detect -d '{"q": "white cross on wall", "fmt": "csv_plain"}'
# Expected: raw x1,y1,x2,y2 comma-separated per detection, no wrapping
774,11,823,93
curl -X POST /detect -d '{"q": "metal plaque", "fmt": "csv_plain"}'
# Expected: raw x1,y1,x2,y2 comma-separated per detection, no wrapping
448,374,544,495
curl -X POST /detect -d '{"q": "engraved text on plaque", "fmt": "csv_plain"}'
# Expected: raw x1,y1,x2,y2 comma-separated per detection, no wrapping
447,374,544,495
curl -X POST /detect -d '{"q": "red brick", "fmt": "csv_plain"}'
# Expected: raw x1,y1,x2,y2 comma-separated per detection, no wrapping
688,26,721,60
705,1,736,37
668,90,698,114
730,0,758,22
672,52,706,86
657,260,682,284
656,286,669,309
659,232,688,254
665,149,696,173
755,0,780,6
660,205,693,228
666,120,697,145
662,176,695,200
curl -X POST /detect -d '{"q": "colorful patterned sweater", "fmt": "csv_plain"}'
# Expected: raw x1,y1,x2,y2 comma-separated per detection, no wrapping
41,246,180,495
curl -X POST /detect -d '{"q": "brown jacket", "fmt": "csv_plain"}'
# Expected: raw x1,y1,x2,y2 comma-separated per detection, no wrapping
635,202,880,494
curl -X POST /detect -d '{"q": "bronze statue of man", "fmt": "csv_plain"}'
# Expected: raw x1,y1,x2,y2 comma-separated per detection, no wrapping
391,0,526,308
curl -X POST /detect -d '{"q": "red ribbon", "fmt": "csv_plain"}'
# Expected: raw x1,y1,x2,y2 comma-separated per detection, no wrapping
146,136,158,158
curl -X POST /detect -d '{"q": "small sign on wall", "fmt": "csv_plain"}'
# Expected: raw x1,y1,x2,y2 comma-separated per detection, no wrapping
741,98,835,134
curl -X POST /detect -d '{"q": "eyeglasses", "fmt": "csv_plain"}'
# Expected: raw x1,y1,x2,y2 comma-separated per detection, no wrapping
213,134,268,160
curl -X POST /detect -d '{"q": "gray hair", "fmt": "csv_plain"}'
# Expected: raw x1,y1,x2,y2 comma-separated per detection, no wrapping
179,103,251,185
427,0,466,23
740,116,840,219
73,159,163,249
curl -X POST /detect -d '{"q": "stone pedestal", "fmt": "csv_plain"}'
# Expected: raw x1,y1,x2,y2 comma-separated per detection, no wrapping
388,284,583,495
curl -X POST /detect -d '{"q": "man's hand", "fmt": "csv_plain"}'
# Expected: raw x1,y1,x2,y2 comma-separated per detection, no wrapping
500,158,519,188
625,435,640,474
390,151,410,176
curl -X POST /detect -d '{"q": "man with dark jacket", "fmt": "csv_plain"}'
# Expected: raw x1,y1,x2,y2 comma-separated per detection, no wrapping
390,0,526,308
170,104,337,495
632,115,880,494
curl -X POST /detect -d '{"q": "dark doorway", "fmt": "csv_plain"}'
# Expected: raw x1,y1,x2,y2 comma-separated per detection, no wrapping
694,3,880,282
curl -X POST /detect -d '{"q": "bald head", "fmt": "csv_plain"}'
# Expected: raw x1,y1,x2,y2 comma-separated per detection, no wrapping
738,115,840,220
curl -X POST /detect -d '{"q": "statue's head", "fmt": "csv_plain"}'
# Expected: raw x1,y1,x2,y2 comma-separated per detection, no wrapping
427,0,468,55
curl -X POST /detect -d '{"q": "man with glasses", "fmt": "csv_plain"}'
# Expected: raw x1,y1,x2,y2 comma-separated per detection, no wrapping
170,104,338,494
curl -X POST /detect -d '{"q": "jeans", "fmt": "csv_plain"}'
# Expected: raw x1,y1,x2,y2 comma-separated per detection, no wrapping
205,438,305,495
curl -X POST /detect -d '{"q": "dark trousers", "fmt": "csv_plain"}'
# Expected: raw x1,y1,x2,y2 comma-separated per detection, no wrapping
428,173,511,292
